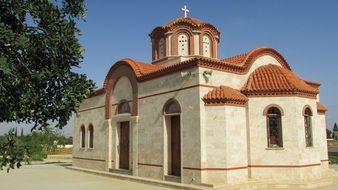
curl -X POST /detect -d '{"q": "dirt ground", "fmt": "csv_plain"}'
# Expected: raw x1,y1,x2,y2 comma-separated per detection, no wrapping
0,164,171,190
0,163,338,190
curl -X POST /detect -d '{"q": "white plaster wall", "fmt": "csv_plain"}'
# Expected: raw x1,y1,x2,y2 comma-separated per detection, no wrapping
199,55,282,89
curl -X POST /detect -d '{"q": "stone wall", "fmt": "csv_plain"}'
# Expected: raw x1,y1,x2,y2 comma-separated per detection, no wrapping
73,94,107,171
201,105,248,185
247,96,324,180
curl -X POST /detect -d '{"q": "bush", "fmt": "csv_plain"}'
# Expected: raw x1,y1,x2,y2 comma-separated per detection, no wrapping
1,128,71,162
329,156,338,164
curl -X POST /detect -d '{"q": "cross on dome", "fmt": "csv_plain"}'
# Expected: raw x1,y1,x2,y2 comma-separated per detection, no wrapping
181,5,189,18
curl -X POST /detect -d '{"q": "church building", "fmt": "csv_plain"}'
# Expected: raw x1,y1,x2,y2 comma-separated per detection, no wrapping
73,7,332,188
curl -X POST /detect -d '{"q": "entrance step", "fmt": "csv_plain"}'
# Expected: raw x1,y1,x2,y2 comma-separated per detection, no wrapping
109,168,132,175
165,175,181,183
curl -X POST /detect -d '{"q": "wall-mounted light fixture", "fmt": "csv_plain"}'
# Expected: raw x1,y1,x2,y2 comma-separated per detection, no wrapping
181,71,191,78
203,70,213,77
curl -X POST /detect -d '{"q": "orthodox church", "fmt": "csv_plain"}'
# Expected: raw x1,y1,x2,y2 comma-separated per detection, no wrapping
73,7,332,188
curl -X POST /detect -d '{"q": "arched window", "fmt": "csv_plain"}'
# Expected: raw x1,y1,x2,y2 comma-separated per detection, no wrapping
117,101,131,114
88,124,94,148
178,34,188,56
202,35,211,57
304,108,313,147
266,107,283,147
80,125,85,148
158,38,165,58
164,100,181,115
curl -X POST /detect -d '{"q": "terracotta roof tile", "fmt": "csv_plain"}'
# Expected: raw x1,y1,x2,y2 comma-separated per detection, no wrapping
221,53,248,65
317,102,327,114
150,17,221,37
304,80,321,89
203,86,248,106
241,64,319,98
162,17,205,28
88,88,105,98
219,46,292,71
104,47,292,88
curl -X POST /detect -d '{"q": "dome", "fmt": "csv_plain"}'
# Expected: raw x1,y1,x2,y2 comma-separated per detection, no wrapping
149,17,221,62
150,17,220,37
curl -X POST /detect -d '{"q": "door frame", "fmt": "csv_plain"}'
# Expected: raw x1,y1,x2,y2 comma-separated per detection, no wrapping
108,114,138,175
163,112,183,180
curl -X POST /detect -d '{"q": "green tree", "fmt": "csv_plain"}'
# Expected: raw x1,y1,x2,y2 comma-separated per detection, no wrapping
333,123,338,131
0,129,29,172
0,0,94,171
327,128,333,138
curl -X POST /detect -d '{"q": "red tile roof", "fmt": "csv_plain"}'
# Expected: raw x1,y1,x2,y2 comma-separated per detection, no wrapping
97,46,320,100
317,102,327,114
241,64,319,98
88,88,105,98
304,80,321,89
221,46,292,71
221,53,248,65
203,86,248,106
103,46,293,88
150,17,221,37
162,17,205,28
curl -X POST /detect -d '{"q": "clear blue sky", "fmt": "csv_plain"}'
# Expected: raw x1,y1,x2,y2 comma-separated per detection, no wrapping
1,0,337,135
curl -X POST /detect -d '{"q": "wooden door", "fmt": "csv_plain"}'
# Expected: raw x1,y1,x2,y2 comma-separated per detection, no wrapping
119,122,130,170
171,115,181,176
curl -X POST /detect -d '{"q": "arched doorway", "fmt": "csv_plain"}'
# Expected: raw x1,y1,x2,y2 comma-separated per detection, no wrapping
163,99,182,177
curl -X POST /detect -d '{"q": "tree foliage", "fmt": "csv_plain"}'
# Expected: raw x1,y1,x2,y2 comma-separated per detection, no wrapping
16,128,69,161
0,0,94,129
327,128,333,138
0,129,29,172
333,123,338,131
0,128,71,172
0,0,94,171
